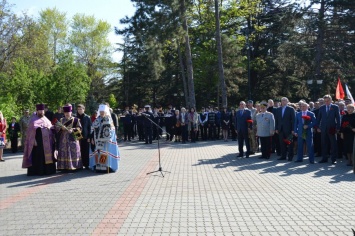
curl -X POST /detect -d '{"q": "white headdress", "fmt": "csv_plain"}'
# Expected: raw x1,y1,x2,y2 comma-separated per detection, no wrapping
98,104,111,116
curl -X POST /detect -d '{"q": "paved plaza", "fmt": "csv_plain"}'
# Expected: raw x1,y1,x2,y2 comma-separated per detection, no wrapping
0,140,354,236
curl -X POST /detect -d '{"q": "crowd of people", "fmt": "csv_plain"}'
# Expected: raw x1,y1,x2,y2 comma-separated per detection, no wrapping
118,94,355,172
0,93,354,174
0,103,120,176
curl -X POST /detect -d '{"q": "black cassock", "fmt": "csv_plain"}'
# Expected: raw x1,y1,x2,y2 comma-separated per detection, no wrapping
27,128,56,176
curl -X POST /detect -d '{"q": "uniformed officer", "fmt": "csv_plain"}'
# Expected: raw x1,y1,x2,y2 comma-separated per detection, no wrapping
255,101,275,159
143,105,154,144
136,108,145,141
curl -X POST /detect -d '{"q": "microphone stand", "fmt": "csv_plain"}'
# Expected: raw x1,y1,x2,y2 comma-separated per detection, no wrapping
142,113,170,177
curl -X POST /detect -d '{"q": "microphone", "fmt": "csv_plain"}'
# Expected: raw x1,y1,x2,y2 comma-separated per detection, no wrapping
142,113,150,117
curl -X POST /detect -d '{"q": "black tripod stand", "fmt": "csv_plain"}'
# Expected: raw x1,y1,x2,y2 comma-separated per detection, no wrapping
143,113,170,177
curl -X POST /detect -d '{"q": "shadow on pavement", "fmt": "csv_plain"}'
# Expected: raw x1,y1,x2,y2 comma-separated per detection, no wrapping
120,139,237,148
1,170,100,188
193,152,355,183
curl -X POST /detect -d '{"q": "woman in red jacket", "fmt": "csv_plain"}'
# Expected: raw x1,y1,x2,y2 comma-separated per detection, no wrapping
0,111,7,161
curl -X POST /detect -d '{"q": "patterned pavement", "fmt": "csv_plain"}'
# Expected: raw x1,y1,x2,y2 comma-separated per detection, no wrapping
0,140,354,236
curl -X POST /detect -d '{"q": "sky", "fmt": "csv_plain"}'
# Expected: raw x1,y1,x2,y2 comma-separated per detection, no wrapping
8,0,136,62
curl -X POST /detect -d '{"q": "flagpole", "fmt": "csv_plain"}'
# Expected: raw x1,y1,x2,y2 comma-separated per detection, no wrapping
345,84,355,105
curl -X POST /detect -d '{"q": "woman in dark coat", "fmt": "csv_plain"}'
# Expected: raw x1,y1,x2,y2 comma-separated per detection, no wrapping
340,104,355,166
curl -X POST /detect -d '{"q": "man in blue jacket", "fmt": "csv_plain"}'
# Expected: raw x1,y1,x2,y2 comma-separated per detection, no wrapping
294,101,316,164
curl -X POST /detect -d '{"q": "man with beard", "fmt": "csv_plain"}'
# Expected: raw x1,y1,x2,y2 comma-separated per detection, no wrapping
76,104,92,169
22,104,56,176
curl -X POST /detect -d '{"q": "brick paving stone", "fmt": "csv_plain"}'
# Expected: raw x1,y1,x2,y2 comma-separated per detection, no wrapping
0,141,355,235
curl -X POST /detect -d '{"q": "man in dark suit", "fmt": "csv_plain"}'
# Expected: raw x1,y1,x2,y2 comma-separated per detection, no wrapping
235,101,252,158
275,97,296,161
316,94,341,164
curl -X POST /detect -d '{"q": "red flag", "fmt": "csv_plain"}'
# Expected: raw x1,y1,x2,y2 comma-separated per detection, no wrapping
336,77,345,100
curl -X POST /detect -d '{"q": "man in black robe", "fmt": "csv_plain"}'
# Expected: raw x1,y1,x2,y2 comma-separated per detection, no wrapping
22,104,56,176
76,104,92,169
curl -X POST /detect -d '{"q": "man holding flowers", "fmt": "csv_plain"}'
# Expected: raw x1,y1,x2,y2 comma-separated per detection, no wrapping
294,101,316,163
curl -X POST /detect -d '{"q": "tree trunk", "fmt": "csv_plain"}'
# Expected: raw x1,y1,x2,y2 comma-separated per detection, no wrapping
314,0,325,87
181,0,196,108
215,0,227,108
178,44,189,107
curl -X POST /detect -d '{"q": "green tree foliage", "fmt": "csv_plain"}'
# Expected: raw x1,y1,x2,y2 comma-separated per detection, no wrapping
69,14,113,104
39,8,68,63
117,0,184,107
108,94,118,109
49,50,90,106
0,96,18,120
117,0,354,106
4,59,37,108
0,0,114,119
0,0,28,72
1,0,354,122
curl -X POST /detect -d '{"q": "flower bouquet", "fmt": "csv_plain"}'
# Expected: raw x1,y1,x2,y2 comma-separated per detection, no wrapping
341,121,352,130
301,115,311,139
283,134,293,145
246,119,253,129
52,118,58,125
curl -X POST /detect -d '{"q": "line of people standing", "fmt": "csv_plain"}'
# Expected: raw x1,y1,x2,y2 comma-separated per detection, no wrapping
239,95,354,171
120,105,232,144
